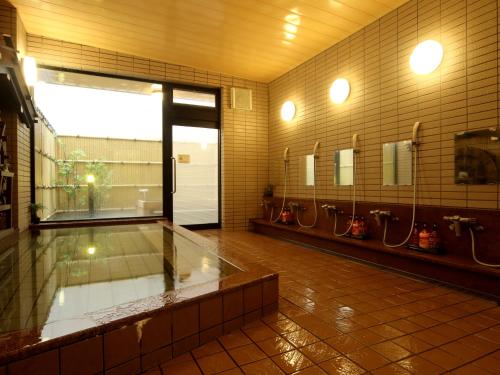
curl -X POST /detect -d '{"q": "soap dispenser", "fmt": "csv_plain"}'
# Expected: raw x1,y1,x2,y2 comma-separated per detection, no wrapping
419,223,430,250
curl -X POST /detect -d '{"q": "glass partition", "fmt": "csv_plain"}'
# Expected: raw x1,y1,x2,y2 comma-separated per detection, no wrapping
334,149,354,185
299,154,315,186
383,140,412,185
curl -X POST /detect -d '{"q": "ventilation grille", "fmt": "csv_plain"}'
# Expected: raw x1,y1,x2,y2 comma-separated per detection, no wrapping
230,87,252,110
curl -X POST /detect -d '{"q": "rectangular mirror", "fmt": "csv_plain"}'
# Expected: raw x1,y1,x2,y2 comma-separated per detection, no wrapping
299,154,315,186
383,140,412,185
455,128,500,184
334,149,354,186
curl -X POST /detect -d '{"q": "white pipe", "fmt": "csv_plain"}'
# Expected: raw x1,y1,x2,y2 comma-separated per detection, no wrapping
470,227,500,267
296,156,318,228
271,160,289,223
383,145,418,247
334,152,357,237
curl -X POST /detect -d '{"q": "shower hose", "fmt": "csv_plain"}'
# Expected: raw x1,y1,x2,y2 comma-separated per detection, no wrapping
270,161,288,223
333,154,357,237
296,157,318,228
470,227,500,267
382,145,418,248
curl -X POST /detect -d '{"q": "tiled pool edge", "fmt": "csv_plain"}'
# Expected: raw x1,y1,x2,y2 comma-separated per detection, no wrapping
0,220,279,374
2,274,278,374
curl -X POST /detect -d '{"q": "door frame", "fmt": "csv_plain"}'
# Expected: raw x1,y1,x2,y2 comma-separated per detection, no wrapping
163,83,222,230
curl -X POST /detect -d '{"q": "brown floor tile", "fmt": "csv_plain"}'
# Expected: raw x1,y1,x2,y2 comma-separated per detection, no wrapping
161,356,201,375
370,341,411,362
420,347,467,370
392,335,433,354
192,340,224,359
292,366,327,374
450,363,492,375
219,329,252,349
325,334,365,354
257,336,295,356
218,369,244,375
196,351,237,375
387,319,424,335
319,356,365,375
346,347,390,371
244,324,279,342
242,358,284,374
228,343,267,366
271,349,314,374
371,363,412,375
282,329,320,348
268,318,302,334
369,324,405,340
299,342,340,364
397,355,444,375
349,328,385,346
440,340,484,362
472,352,500,372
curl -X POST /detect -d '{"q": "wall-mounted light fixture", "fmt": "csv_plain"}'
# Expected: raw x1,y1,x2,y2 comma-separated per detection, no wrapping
329,78,350,104
281,101,296,121
410,40,443,75
22,56,37,86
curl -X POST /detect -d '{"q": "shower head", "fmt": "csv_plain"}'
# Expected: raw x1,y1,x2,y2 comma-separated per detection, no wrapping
412,122,421,145
352,134,359,152
283,147,289,162
313,141,320,158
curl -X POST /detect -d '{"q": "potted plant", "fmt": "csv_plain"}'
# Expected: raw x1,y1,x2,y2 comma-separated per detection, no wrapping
30,203,45,224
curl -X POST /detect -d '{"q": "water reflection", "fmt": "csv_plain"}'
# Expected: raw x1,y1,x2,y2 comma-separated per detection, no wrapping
0,224,239,337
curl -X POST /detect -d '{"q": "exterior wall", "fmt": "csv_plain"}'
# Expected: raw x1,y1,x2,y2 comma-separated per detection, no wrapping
269,0,500,210
26,35,269,230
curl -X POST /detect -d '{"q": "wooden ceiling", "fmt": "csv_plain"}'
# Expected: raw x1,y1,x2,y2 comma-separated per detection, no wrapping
11,0,408,82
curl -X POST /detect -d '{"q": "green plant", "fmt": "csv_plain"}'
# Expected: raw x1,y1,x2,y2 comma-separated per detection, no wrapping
29,202,45,217
81,160,112,210
57,148,86,211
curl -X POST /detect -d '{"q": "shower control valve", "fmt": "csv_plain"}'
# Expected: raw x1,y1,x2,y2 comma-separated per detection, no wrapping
443,215,481,236
370,209,394,226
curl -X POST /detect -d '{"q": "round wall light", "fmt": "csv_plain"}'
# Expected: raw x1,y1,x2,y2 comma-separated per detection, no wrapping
410,40,443,75
281,101,296,121
329,78,350,104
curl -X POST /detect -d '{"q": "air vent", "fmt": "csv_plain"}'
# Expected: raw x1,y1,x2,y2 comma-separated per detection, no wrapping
230,87,252,110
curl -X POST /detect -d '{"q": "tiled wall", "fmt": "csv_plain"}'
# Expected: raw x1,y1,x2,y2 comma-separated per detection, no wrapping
24,35,269,230
269,0,500,210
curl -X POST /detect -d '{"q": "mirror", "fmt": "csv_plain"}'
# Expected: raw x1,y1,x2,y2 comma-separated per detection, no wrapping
334,149,354,185
383,140,413,185
455,128,500,184
299,154,315,186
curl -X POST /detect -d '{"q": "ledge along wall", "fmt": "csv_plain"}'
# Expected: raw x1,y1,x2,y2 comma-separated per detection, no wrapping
269,0,500,210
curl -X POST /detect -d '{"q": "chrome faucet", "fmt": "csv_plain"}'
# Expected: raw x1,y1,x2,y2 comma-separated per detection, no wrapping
288,202,301,211
443,215,483,237
321,204,342,217
370,209,393,226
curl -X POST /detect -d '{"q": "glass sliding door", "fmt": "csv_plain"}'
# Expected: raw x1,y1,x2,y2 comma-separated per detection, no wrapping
165,85,221,228
172,126,219,225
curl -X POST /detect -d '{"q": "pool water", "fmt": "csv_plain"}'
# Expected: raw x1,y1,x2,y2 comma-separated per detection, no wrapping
0,223,240,337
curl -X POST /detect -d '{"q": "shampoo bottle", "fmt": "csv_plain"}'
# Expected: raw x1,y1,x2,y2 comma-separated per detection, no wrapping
419,223,430,250
408,222,420,250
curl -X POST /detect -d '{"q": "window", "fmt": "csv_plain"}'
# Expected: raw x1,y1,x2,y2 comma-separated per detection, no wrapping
34,69,163,221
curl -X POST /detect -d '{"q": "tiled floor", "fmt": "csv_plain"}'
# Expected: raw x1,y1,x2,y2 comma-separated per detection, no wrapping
143,230,500,374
